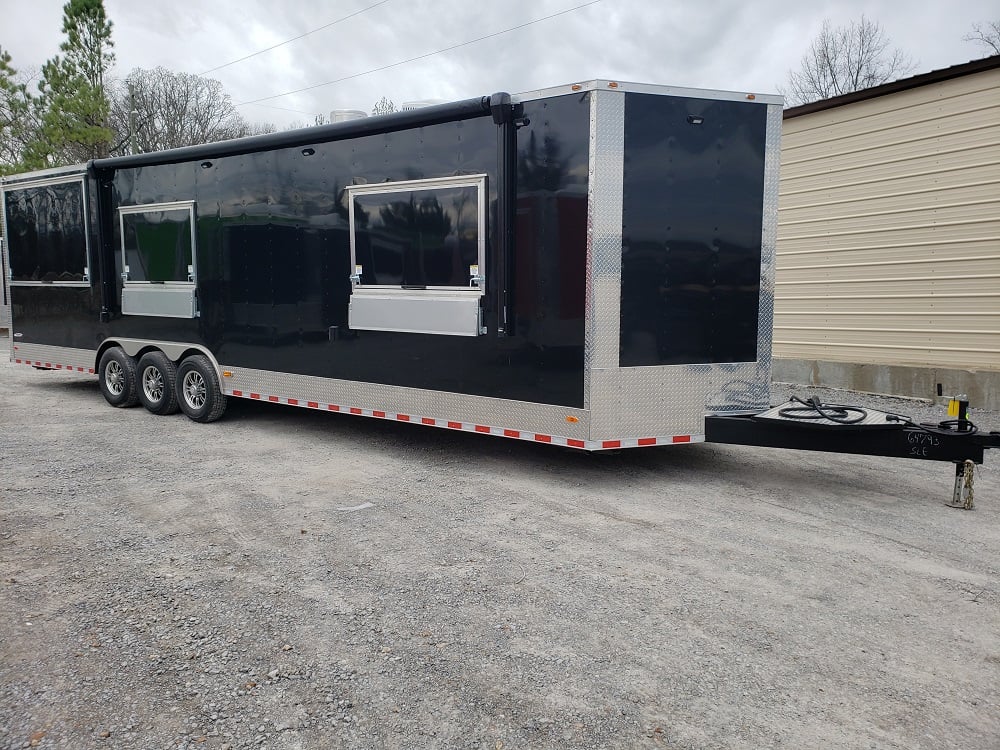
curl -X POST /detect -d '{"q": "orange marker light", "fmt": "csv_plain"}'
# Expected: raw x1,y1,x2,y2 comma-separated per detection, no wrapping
746,93,756,100
566,415,580,423
571,84,582,91
222,371,233,377
607,81,619,88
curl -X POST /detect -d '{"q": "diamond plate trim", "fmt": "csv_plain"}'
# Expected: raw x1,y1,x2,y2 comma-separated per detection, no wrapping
11,343,96,373
223,377,702,451
223,365,591,439
587,88,625,376
9,343,714,452
756,104,783,388
590,363,767,439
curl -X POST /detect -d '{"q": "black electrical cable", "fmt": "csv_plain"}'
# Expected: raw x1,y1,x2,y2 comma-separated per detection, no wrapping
777,396,868,425
887,414,981,437
778,396,984,437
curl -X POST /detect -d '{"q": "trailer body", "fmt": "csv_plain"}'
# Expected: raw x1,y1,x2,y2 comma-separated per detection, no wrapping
2,81,783,449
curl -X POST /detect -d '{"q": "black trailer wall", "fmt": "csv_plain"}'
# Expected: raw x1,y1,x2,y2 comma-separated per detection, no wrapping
3,176,105,349
619,93,767,367
95,93,591,407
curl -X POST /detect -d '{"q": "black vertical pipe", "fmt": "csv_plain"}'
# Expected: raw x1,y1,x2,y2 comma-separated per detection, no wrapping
89,166,115,323
490,93,516,336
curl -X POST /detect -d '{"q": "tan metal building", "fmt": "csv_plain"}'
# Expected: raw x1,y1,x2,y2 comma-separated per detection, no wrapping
774,55,1000,409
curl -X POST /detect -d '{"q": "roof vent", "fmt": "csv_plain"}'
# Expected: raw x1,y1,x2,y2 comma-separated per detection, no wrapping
330,109,368,123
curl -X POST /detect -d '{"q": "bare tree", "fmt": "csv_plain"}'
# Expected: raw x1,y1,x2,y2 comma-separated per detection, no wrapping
963,21,1000,56
109,67,275,155
371,96,395,116
782,16,916,106
283,114,327,131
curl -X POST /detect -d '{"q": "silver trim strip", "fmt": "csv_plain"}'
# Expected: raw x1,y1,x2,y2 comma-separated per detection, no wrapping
345,174,488,194
0,168,89,189
756,104,784,388
8,281,91,288
118,200,196,215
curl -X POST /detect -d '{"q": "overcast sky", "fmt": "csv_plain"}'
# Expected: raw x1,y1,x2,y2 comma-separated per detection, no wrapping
2,0,997,128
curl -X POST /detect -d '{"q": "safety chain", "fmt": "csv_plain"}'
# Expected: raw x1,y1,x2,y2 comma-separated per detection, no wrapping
948,459,976,510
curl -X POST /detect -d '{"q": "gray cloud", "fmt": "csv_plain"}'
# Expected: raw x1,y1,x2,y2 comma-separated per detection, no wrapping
2,0,996,128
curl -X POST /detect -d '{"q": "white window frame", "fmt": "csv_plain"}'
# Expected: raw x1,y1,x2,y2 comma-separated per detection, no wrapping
344,174,489,337
346,174,487,294
118,200,199,318
119,200,198,287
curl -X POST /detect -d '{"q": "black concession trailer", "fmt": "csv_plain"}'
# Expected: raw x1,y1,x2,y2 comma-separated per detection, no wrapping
2,79,996,499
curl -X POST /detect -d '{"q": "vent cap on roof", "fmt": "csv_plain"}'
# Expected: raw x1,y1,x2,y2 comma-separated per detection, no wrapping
330,109,368,123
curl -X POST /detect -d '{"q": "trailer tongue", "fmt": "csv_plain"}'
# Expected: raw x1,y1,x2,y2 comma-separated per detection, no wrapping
706,396,1000,508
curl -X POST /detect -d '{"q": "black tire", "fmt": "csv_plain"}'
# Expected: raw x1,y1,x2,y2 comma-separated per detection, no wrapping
98,347,140,408
176,354,227,423
137,351,180,415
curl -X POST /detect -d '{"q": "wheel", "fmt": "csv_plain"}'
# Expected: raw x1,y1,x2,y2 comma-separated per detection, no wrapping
98,347,139,408
176,354,227,423
137,351,180,415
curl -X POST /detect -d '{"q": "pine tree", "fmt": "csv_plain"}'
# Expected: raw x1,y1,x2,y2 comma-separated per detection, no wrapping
0,47,32,174
26,0,115,168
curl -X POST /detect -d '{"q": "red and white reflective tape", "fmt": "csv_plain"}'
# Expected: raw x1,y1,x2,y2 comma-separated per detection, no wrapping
225,387,702,451
13,358,94,374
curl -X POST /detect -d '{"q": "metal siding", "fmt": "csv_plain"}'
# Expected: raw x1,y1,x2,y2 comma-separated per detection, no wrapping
775,68,1000,371
588,90,777,440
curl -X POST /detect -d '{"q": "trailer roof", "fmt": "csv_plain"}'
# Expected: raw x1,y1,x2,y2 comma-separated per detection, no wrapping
515,79,782,106
3,80,783,181
91,95,497,171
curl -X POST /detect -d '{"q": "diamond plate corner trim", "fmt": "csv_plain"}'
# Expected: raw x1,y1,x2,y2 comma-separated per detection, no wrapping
757,104,783,387
585,88,625,436
588,362,768,439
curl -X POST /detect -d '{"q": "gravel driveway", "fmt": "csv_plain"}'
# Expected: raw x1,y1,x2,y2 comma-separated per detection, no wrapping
2,336,999,750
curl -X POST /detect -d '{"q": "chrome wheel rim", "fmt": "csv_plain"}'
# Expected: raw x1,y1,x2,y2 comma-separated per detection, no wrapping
182,370,207,410
142,365,164,404
106,360,125,396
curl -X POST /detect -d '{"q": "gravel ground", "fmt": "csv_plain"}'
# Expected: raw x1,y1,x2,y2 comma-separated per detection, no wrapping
1,335,999,750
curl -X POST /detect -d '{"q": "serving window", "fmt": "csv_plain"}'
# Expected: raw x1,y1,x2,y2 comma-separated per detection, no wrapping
346,175,487,336
119,201,198,318
2,176,91,286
